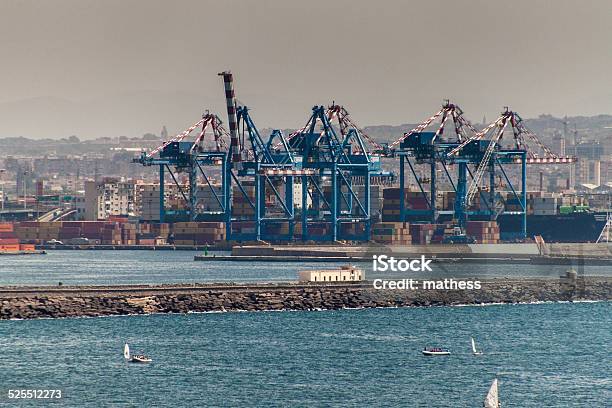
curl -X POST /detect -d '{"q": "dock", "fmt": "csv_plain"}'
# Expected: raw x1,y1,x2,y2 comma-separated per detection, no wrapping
0,250,46,256
194,243,612,265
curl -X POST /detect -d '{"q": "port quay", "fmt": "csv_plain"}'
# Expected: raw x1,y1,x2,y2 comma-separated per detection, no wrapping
0,72,611,253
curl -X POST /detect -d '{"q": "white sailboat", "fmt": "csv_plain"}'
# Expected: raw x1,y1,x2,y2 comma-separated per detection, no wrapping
471,337,483,355
483,378,500,408
124,342,152,363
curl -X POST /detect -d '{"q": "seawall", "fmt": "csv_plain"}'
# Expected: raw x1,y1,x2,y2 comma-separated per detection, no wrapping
1,277,610,320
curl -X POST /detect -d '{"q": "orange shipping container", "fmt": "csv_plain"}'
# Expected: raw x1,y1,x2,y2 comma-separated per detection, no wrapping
0,244,21,252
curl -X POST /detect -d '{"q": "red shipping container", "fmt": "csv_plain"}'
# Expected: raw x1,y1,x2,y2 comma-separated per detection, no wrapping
0,238,19,244
16,221,40,227
0,223,15,232
61,222,83,228
138,238,156,245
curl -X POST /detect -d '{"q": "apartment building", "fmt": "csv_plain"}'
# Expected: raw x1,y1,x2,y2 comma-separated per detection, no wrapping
83,178,134,220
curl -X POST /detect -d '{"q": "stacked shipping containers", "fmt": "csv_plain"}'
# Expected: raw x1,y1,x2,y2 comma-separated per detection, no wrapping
0,223,35,252
532,197,558,215
173,222,226,245
300,222,329,239
465,221,500,244
371,222,412,244
263,222,291,237
139,184,162,221
195,185,224,212
382,188,402,221
101,223,123,245
121,223,137,245
137,223,171,244
11,221,171,245
232,185,256,217
382,188,429,221
409,223,438,245
339,222,367,238
0,223,21,252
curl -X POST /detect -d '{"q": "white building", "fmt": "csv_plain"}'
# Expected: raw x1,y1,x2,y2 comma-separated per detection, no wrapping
298,265,364,283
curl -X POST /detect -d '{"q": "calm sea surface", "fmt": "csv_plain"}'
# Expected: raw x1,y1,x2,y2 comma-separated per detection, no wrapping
0,250,609,286
0,251,609,407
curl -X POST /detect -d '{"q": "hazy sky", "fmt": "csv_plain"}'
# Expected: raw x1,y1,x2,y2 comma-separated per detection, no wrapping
0,0,611,138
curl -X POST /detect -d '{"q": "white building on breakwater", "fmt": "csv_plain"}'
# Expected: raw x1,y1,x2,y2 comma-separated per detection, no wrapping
298,265,364,283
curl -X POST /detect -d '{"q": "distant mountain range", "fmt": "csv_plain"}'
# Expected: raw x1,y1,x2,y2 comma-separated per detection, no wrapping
0,92,610,154
0,91,218,140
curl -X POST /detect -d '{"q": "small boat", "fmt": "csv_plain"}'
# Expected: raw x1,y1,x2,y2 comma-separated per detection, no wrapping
124,343,152,364
422,347,450,356
471,337,483,356
483,378,500,407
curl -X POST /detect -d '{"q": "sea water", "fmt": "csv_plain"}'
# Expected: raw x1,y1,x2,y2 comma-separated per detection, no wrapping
0,250,609,286
0,251,610,406
0,303,610,407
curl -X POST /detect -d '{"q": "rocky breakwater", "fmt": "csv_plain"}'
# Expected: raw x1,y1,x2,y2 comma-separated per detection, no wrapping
0,277,610,320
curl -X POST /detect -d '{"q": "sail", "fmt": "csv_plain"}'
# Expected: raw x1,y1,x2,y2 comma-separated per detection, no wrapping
483,379,499,408
471,337,477,354
124,343,130,360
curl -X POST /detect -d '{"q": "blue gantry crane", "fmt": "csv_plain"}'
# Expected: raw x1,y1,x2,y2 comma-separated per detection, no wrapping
447,107,577,239
137,71,576,244
218,71,312,241
135,113,229,223
383,101,577,240
283,103,387,241
384,101,481,224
